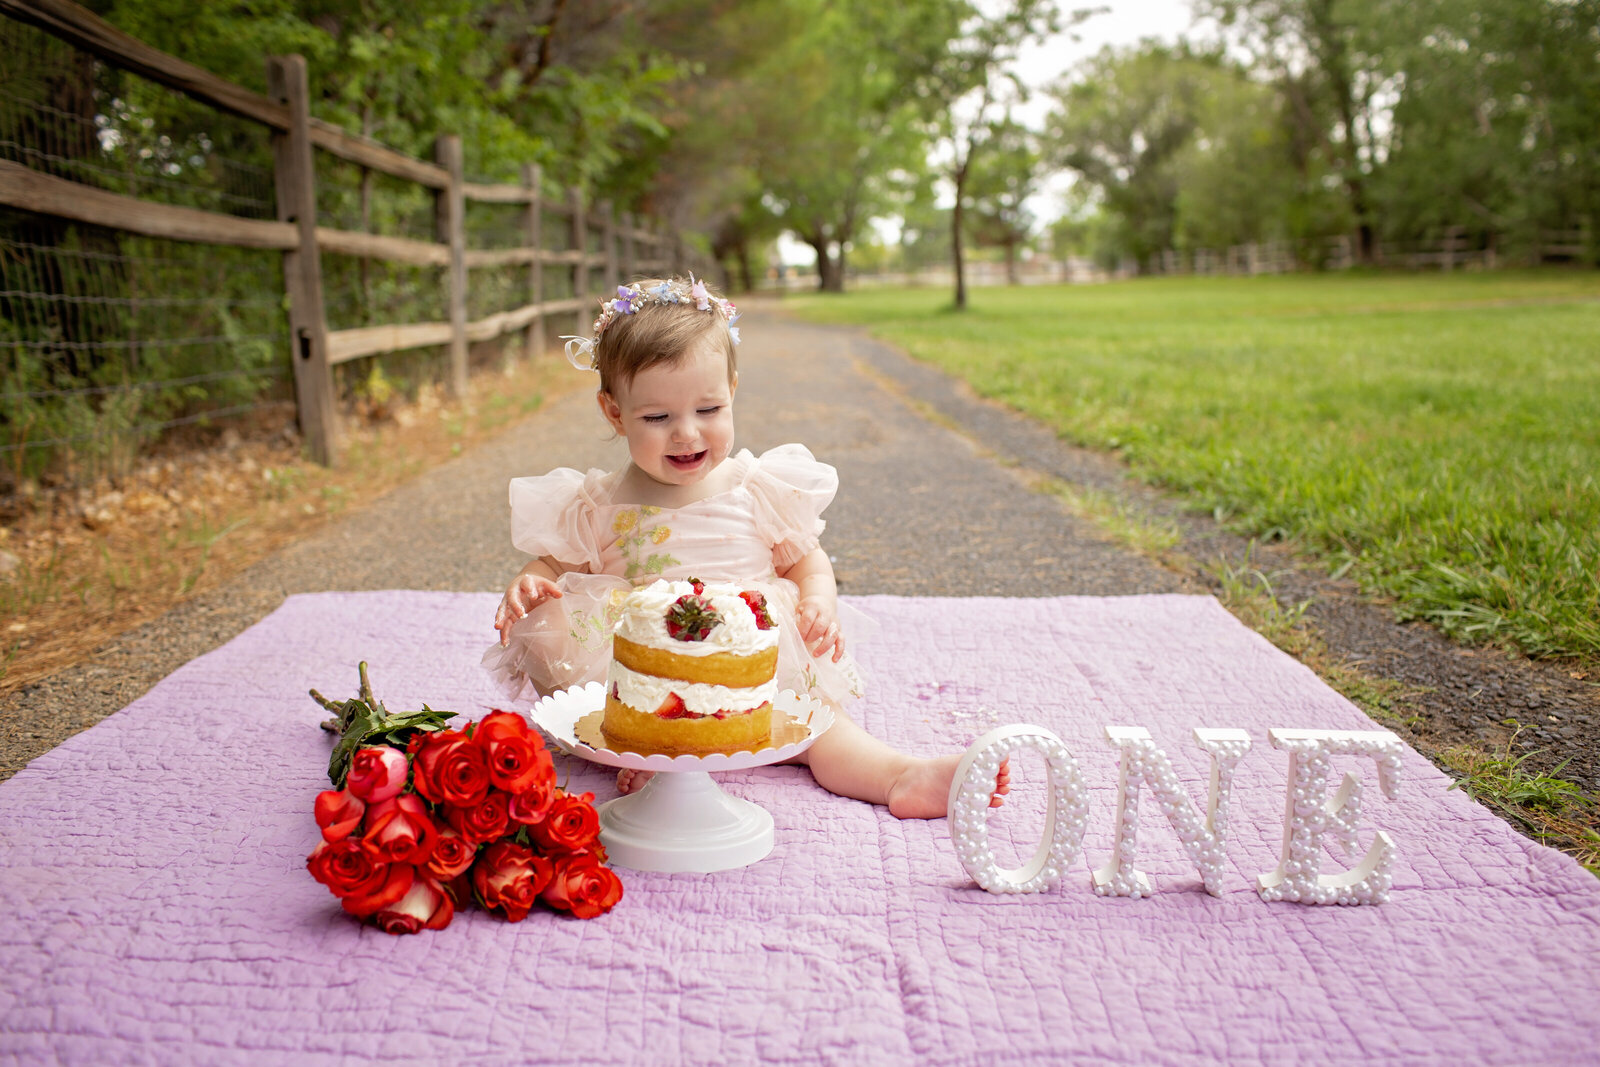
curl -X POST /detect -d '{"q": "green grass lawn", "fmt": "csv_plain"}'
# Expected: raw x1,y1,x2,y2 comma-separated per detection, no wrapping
785,270,1600,662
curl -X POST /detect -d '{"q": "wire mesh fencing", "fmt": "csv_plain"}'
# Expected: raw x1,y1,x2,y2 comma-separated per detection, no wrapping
0,213,292,486
0,17,296,489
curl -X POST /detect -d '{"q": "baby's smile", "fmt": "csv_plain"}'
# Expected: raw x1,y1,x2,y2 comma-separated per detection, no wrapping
667,450,708,471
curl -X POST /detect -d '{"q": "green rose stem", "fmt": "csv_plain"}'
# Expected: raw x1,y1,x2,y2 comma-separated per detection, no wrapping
311,661,457,789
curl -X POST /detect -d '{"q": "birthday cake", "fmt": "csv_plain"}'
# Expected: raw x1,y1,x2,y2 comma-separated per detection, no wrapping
602,579,780,754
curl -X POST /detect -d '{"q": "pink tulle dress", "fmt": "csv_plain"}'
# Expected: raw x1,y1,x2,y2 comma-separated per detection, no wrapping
482,444,868,707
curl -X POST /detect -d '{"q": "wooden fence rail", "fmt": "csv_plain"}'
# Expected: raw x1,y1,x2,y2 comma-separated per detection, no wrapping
0,0,679,464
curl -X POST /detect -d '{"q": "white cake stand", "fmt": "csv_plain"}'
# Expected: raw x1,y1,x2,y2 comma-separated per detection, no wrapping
530,681,834,874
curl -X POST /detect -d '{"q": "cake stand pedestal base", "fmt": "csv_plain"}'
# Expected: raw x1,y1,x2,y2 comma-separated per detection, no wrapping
598,770,774,873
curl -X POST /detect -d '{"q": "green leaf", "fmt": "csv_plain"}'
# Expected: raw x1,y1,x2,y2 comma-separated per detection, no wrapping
315,665,457,789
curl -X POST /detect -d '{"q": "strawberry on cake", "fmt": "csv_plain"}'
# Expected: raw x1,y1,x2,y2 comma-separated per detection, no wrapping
602,578,781,755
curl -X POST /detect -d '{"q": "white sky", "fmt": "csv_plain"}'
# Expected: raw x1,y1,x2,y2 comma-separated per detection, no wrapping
778,0,1196,264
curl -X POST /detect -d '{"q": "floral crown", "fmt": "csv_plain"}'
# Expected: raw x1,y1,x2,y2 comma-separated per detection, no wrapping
561,274,740,371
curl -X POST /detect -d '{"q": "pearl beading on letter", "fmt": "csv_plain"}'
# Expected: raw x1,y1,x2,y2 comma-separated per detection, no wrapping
1091,726,1253,898
1256,729,1405,906
947,725,1089,894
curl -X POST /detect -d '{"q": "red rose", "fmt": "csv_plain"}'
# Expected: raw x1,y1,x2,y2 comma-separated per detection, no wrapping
507,776,555,826
361,794,438,866
445,790,511,846
471,841,553,922
411,730,491,807
425,828,477,880
313,789,365,843
346,746,409,804
341,862,415,918
529,790,601,853
540,852,624,919
307,838,387,898
371,872,455,935
475,711,555,795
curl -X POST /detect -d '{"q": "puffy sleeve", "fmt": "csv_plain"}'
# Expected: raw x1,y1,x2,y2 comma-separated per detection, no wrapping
507,467,607,572
741,444,838,571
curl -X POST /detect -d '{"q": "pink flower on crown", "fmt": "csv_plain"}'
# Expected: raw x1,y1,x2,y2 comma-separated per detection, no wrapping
690,278,710,311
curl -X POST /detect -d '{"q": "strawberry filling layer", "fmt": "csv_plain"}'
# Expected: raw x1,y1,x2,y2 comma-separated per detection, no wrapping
609,662,775,719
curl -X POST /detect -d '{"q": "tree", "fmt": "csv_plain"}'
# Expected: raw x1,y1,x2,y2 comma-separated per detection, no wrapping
1371,0,1600,262
1042,42,1226,269
743,0,964,291
927,0,1068,309
1169,61,1312,254
1196,0,1391,262
963,115,1042,283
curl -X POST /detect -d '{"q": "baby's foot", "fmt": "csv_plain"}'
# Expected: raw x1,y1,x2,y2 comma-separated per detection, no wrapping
617,768,655,795
887,756,1011,820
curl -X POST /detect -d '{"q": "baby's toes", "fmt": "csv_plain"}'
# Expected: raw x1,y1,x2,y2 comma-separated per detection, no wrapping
616,768,655,795
989,758,1011,807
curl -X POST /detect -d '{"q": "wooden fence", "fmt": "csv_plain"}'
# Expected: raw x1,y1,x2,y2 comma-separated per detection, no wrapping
1143,226,1590,278
0,0,677,464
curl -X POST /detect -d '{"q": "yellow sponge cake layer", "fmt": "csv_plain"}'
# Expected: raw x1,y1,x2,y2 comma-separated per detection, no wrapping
613,636,779,689
601,693,773,755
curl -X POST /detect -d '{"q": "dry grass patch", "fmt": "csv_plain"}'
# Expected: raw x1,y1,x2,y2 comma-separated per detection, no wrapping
0,357,588,695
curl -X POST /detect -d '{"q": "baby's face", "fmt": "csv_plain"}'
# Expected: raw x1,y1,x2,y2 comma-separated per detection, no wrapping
600,334,737,490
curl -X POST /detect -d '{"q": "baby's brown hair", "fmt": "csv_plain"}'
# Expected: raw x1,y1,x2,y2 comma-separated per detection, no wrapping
593,276,738,396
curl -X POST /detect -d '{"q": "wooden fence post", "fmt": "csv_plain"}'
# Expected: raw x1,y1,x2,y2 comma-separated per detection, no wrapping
266,54,336,466
435,134,467,397
569,184,586,308
600,199,618,291
522,161,543,363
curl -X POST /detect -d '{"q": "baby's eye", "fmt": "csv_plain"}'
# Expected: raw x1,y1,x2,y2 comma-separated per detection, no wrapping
641,413,668,423
697,406,722,416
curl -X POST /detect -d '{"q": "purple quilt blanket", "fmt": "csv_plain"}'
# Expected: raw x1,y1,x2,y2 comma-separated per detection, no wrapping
3,592,1599,1065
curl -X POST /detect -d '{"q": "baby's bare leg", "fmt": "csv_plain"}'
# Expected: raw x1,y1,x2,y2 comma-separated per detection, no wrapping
801,710,1010,820
615,711,1012,817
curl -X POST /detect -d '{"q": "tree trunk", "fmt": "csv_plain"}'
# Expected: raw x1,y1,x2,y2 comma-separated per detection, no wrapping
952,168,969,310
1004,239,1019,285
806,234,836,292
736,244,753,293
1310,0,1374,264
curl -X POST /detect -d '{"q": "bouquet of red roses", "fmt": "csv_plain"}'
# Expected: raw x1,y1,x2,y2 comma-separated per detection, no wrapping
306,664,622,934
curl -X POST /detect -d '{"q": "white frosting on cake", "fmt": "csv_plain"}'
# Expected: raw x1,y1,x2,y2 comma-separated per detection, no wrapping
609,661,776,719
612,579,779,658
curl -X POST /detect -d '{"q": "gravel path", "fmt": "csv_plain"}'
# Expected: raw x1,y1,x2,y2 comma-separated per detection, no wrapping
5,303,1596,795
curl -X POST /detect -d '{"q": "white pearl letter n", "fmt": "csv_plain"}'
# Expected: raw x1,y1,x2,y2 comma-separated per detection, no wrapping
1092,726,1252,898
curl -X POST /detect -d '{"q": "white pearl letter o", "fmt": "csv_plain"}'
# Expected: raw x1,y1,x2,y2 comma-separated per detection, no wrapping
947,724,1089,894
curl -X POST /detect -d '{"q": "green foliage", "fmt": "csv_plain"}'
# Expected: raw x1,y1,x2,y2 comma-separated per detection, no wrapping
1444,723,1599,874
1054,0,1599,267
787,273,1600,661
963,116,1042,276
1375,0,1600,258
739,0,965,289
1044,43,1239,265
1446,726,1594,814
311,661,457,789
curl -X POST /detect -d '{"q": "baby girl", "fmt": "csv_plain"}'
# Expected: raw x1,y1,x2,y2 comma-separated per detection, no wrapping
485,275,1007,817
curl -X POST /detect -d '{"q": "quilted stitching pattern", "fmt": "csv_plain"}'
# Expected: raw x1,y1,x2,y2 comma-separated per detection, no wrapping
2,592,1597,1065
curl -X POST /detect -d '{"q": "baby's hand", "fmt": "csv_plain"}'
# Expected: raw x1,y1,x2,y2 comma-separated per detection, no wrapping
795,595,845,663
495,574,563,646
